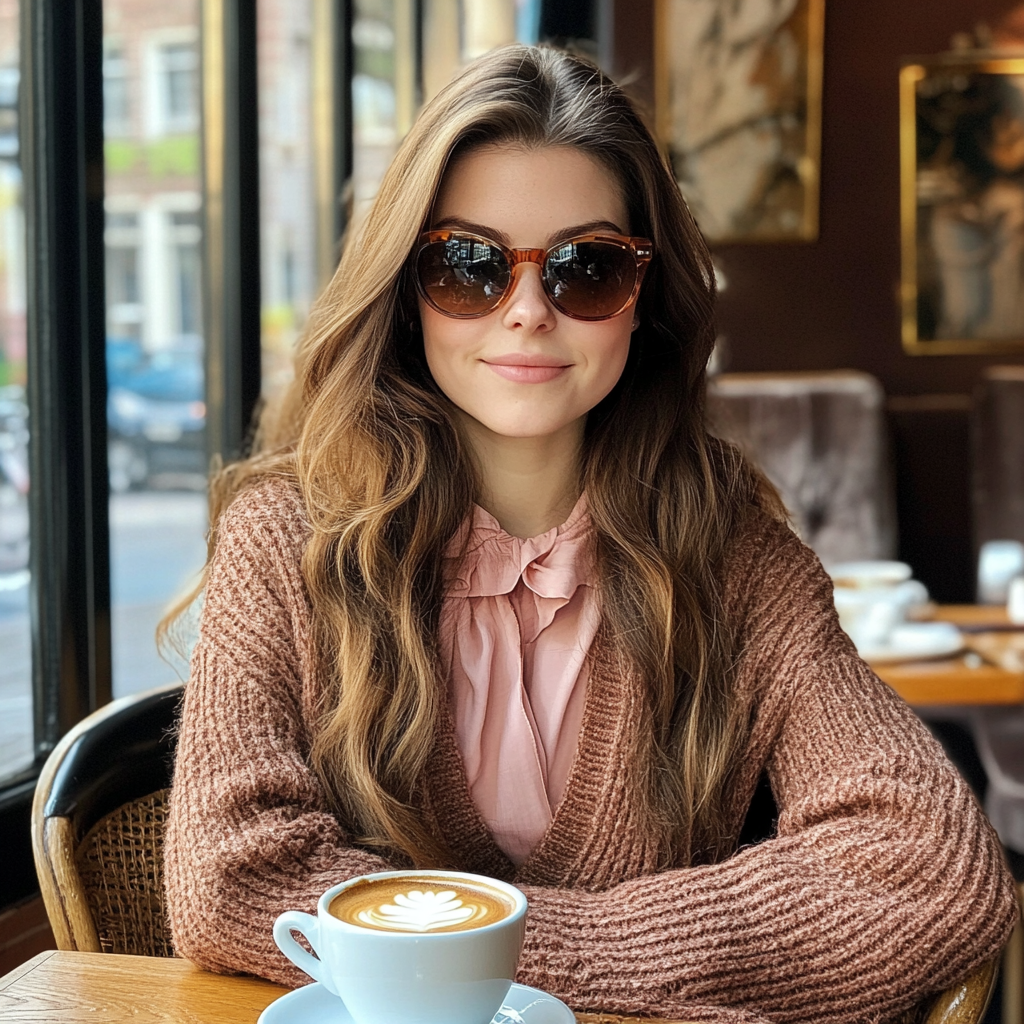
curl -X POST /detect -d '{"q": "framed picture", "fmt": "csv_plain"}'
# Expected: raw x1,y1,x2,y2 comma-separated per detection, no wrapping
900,56,1024,355
654,0,825,244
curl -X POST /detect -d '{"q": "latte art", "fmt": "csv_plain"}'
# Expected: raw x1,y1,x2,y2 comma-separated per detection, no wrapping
329,875,515,933
358,889,481,932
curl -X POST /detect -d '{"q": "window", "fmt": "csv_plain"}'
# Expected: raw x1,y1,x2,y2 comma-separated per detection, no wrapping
0,0,26,785
355,0,532,225
106,2,206,697
351,1,406,227
153,38,199,135
0,0,351,914
258,0,317,399
103,41,130,136
170,210,201,337
105,209,142,341
0,64,18,160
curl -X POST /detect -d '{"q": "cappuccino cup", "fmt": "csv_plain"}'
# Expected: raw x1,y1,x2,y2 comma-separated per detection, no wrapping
273,869,528,1024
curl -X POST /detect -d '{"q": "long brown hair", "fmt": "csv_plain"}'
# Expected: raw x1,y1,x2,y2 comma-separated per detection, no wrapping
173,45,780,868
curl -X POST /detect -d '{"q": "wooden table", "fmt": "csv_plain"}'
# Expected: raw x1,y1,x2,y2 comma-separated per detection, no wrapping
872,605,1024,706
0,950,651,1024
0,950,289,1023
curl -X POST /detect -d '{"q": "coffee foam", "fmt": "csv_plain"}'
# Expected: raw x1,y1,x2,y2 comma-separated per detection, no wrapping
329,876,514,934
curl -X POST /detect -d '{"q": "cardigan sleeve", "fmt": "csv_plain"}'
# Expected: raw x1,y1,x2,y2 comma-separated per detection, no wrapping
164,480,395,986
514,514,1018,1024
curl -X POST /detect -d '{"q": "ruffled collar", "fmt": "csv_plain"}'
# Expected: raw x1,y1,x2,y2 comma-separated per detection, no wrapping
444,494,595,600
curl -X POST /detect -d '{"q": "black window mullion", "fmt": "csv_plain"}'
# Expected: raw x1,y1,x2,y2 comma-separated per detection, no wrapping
22,0,111,756
312,0,353,289
202,0,261,465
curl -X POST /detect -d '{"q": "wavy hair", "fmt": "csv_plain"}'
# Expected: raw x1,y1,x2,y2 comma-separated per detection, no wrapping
169,44,781,867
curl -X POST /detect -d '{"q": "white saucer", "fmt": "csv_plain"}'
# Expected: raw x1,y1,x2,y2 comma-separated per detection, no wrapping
257,981,577,1024
859,622,964,664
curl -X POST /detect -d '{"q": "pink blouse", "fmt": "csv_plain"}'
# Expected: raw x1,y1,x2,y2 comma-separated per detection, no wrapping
439,496,600,865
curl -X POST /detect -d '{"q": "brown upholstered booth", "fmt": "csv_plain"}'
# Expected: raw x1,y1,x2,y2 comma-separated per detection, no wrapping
708,370,896,567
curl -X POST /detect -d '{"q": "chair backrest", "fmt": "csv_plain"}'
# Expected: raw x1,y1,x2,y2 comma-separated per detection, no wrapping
708,370,896,565
921,958,998,1024
31,683,183,956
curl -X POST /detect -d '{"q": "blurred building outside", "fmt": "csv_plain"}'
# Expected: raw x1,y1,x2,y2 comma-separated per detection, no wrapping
0,0,29,781
350,0,543,235
258,0,318,398
103,0,202,355
100,0,208,709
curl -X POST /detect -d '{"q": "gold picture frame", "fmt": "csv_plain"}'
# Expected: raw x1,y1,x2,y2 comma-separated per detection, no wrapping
900,55,1024,355
654,0,825,244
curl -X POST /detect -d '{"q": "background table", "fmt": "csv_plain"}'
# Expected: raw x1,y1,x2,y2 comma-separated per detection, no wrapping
872,605,1024,706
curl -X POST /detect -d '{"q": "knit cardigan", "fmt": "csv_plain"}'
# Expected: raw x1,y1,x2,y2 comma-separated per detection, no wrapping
164,478,1017,1024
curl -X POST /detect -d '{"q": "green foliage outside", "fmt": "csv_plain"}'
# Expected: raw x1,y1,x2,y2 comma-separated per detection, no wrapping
0,355,26,387
104,136,200,179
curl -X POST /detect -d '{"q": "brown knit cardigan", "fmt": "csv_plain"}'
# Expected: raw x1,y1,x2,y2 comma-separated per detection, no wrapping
164,478,1017,1024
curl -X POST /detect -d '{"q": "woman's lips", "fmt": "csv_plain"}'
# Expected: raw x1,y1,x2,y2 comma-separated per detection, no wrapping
483,357,571,384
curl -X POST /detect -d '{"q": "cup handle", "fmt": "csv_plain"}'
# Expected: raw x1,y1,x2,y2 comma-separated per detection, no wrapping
273,911,336,994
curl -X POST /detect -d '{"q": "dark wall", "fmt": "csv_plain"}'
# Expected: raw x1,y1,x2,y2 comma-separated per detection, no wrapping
714,0,1022,392
613,0,1024,601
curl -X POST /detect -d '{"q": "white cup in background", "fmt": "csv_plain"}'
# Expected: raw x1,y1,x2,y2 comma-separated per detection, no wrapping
827,560,913,590
832,580,929,650
978,540,1024,604
827,561,929,652
1008,576,1024,625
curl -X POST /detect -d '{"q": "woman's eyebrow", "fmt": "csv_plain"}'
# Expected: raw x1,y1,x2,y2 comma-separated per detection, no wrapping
430,217,628,245
552,220,626,241
431,217,512,244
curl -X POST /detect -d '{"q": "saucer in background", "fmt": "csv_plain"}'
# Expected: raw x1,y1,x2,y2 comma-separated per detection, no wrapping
857,622,964,664
258,981,577,1024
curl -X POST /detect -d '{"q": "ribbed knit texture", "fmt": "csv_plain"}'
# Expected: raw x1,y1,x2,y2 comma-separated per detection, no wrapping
164,478,1017,1024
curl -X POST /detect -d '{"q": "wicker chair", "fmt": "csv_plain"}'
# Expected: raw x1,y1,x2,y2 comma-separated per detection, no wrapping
576,964,999,1024
30,682,1001,1024
31,682,182,956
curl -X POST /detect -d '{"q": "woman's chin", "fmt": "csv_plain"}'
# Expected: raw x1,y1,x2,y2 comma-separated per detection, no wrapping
465,411,582,442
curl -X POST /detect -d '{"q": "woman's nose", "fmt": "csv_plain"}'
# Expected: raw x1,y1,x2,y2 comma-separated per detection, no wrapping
500,263,557,332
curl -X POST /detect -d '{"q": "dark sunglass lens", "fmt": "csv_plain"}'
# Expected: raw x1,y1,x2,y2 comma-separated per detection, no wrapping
417,237,510,315
544,241,636,318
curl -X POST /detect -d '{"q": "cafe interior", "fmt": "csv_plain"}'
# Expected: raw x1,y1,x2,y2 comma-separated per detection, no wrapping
5,0,1024,1021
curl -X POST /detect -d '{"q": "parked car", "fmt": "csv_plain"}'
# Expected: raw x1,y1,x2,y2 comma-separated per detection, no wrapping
106,336,145,392
107,337,206,493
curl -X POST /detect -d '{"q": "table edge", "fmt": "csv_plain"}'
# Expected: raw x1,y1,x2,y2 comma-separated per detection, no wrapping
0,950,58,992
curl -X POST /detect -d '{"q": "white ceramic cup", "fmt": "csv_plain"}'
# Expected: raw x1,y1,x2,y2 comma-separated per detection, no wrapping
827,561,929,652
832,579,929,648
1008,576,1024,625
273,869,528,1024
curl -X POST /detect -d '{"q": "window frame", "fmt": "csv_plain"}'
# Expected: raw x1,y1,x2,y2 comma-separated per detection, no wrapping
0,0,109,908
0,0,353,914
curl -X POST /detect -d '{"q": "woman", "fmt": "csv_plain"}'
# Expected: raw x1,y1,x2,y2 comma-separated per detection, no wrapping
165,45,1015,1023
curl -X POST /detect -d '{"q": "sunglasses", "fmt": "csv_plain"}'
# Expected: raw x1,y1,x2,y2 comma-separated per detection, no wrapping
414,230,653,321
